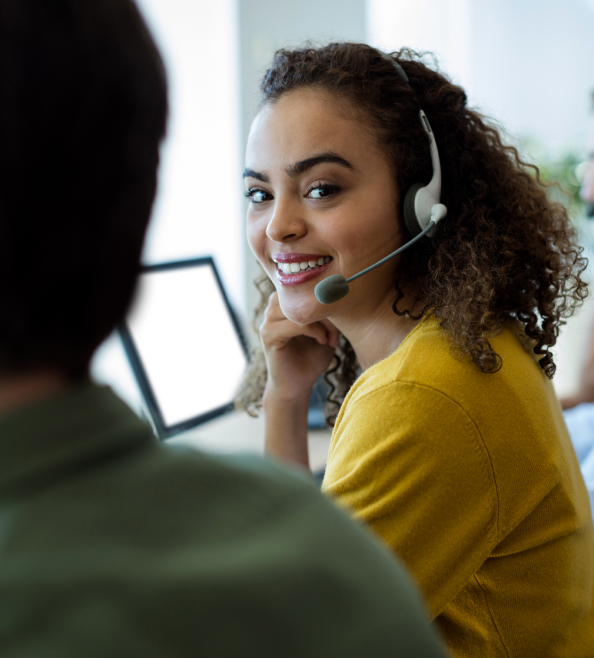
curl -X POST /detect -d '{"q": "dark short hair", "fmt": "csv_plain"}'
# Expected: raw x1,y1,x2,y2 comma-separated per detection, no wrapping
0,0,168,379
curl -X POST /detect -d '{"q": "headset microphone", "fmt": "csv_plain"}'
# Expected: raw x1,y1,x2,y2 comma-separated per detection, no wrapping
314,76,448,305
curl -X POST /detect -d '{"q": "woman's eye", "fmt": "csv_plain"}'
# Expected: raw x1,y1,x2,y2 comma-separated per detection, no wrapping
307,184,339,199
245,189,272,203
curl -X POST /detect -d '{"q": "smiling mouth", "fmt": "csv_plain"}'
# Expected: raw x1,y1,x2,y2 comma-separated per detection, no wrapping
273,256,332,274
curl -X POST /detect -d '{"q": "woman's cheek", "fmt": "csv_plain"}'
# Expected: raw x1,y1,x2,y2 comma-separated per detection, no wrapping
246,216,265,262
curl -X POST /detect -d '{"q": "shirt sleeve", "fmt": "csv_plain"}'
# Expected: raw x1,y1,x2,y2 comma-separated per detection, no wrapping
323,380,499,617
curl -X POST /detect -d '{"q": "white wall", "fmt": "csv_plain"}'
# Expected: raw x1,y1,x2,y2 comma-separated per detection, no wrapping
368,0,472,91
469,0,594,151
135,0,244,313
368,0,594,151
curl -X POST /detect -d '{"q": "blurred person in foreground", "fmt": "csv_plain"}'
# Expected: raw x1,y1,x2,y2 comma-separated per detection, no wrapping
0,1,448,657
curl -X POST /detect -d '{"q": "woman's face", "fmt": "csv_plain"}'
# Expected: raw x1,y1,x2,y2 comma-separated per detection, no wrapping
244,88,405,325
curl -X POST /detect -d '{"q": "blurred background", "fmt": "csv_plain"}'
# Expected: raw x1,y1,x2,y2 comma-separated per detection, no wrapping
93,0,594,457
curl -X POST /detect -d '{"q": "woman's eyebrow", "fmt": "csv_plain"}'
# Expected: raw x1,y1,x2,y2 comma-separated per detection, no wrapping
242,152,356,182
285,152,357,178
242,168,269,183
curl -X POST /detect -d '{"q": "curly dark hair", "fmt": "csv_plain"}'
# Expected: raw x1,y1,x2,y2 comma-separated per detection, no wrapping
235,42,588,425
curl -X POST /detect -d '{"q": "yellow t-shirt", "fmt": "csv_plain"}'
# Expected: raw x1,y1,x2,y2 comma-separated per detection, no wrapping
323,313,594,658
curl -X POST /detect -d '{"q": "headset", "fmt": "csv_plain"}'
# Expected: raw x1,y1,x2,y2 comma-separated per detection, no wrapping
314,55,447,305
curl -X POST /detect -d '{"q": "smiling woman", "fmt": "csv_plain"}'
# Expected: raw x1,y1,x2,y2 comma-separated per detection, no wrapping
243,87,406,330
235,43,594,657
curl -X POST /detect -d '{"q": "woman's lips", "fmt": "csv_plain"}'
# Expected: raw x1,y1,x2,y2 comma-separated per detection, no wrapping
273,255,332,287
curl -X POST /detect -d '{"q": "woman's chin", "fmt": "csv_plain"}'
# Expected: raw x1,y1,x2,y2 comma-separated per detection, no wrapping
278,296,328,326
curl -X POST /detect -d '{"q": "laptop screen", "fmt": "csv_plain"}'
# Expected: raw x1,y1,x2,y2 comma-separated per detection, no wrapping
94,257,248,438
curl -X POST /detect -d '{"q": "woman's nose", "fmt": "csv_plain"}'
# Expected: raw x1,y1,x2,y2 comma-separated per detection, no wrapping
266,202,307,242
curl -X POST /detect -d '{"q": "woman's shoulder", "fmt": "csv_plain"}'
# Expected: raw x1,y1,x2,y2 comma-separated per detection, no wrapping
332,314,590,543
336,313,581,529
338,312,568,486
348,313,546,415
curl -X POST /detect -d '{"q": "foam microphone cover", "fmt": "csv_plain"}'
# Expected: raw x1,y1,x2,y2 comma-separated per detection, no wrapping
314,275,350,305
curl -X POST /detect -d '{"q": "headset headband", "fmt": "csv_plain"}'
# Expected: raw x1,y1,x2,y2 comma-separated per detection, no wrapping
380,52,410,85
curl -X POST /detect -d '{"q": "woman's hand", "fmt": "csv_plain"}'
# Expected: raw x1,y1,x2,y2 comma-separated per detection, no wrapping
260,291,340,403
259,291,340,469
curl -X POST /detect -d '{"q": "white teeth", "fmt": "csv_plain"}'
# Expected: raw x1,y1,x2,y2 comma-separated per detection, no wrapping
277,257,332,275
272,257,278,263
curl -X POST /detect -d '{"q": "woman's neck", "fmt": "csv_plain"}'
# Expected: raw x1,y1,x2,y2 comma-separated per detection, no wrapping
330,289,423,371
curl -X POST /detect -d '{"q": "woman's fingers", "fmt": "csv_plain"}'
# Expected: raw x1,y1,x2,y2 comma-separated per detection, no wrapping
318,317,341,348
261,313,330,348
259,291,339,399
262,290,342,348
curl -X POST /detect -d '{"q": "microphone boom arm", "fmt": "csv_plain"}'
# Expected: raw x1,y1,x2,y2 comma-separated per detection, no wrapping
346,220,435,284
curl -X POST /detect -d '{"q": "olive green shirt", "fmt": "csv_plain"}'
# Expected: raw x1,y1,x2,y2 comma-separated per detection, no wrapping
0,382,446,657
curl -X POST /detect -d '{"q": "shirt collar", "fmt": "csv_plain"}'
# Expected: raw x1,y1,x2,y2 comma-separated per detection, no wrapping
0,381,154,501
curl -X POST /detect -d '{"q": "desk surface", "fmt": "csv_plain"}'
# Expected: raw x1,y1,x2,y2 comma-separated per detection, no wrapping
168,410,332,473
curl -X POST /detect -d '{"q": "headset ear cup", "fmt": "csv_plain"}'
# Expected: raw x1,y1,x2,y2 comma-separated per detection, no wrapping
403,182,424,237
